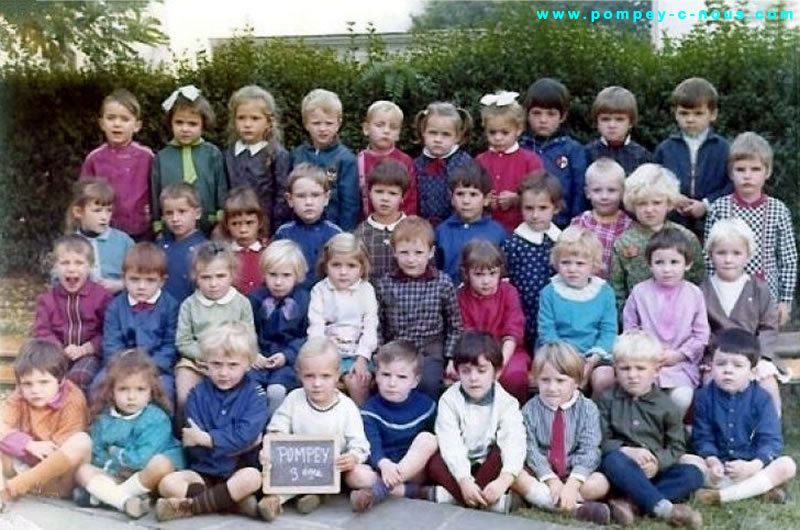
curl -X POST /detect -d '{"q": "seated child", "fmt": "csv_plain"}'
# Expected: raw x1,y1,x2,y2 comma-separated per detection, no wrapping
622,228,710,419
0,340,91,510
376,216,462,399
75,350,184,518
434,161,507,285
258,337,373,521
686,328,796,506
33,235,111,392
156,322,269,521
350,340,438,511
538,226,617,397
570,157,632,279
220,186,268,295
308,233,378,406
597,330,704,528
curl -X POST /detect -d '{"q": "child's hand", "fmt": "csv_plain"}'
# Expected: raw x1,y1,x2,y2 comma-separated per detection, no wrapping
265,353,287,369
725,459,763,481
348,357,371,385
259,444,271,468
458,478,487,508
487,190,498,210
556,477,581,512
662,348,684,367
252,354,271,370
99,278,124,293
335,453,358,472
705,456,725,485
581,355,599,387
64,344,84,361
683,199,707,218
546,477,564,505
481,473,513,505
25,440,57,460
444,360,458,385
378,459,403,488
641,458,658,478
496,190,518,211
675,194,691,210
182,418,212,448
777,302,791,327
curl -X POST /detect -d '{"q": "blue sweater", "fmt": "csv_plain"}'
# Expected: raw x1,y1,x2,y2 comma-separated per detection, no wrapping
273,219,341,290
249,285,309,368
360,390,436,469
158,230,207,304
414,149,474,227
80,228,134,282
435,214,507,285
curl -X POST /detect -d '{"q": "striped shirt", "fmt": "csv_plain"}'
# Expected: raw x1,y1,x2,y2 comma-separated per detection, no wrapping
361,390,436,468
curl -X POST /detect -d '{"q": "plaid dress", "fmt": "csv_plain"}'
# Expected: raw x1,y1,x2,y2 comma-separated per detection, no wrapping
571,210,633,279
353,214,405,283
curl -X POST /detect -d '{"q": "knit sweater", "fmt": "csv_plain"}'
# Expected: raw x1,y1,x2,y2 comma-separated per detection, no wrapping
434,213,507,285
273,219,342,290
308,278,379,361
175,288,255,361
158,229,208,304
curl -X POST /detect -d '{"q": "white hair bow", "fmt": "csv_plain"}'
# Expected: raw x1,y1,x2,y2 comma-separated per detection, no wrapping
480,91,520,107
162,85,201,111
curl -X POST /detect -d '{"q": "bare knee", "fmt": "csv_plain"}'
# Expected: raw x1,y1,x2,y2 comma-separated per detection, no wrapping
61,432,92,464
158,472,186,497
580,472,610,500
146,455,175,476
231,467,263,495
774,456,796,483
345,464,375,489
413,432,438,454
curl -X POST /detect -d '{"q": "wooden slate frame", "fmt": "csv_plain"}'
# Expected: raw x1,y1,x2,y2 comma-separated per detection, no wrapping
262,434,340,494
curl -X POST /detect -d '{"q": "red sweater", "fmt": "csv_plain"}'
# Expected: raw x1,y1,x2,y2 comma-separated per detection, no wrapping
457,280,528,358
357,148,418,218
476,147,543,233
233,243,265,296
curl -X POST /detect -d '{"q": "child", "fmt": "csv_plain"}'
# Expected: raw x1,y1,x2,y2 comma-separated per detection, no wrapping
357,100,417,217
584,86,651,175
501,173,562,350
350,341,438,511
220,186,268,295
538,226,617,397
155,323,269,521
570,158,632,279
258,337,372,521
475,90,543,233
376,216,462,399
33,235,111,392
248,240,310,416
518,78,587,226
175,241,256,415
151,85,226,235
66,178,134,293
518,343,611,525
654,77,731,236
80,88,153,240
353,159,409,282
75,350,184,518
609,163,705,311
434,162,507,285
597,330,704,528
0,340,91,510
704,131,797,327
426,332,526,513
457,240,530,404
224,85,291,235
414,101,474,227
100,242,179,403
687,328,796,506
273,163,342,290
289,88,359,230
308,233,378,406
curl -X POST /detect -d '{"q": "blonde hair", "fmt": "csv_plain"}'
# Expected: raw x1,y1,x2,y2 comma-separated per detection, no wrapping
287,162,330,193
160,182,201,209
199,322,257,363
613,330,663,364
317,232,370,280
551,226,603,273
365,100,403,124
728,131,773,177
480,92,525,129
533,342,585,384
65,178,114,233
259,240,308,284
591,86,638,125
52,234,95,267
228,85,282,144
414,102,473,145
585,157,625,188
622,163,680,211
705,218,756,258
296,336,340,372
301,88,342,122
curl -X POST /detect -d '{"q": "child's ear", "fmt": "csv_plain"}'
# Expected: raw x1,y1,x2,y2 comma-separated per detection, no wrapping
559,112,568,124
71,205,84,221
709,108,718,122
133,120,143,134
361,122,370,137
322,190,331,206
193,207,202,221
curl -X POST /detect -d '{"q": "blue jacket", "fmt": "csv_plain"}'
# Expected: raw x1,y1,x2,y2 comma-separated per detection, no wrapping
654,130,731,203
184,373,269,477
273,219,341,290
158,230,207,304
290,141,359,231
414,149,474,227
249,285,309,368
80,228,134,282
435,214,507,285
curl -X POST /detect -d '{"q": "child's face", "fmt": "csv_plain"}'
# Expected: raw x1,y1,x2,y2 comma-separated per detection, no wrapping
74,200,112,234
710,238,750,282
457,355,497,401
537,361,578,409
305,108,341,148
711,350,752,394
19,369,60,409
674,104,717,137
615,358,658,397
326,253,363,290
596,113,632,144
649,247,690,287
556,253,593,288
423,115,460,158
162,197,201,239
287,177,330,224
585,173,623,217
298,351,339,407
235,100,272,144
450,185,488,223
731,157,769,199
633,195,669,230
527,107,565,138
99,101,141,147
467,266,501,297
171,107,204,146
369,184,404,221
393,238,435,278
54,249,92,293
206,350,249,391
375,359,420,403
521,190,557,232
363,110,401,153
113,371,152,415
123,269,165,302
265,263,299,298
226,213,260,247
196,257,233,300
485,115,522,152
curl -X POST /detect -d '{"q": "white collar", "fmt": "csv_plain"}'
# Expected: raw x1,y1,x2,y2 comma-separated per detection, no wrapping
127,289,162,306
234,140,267,156
489,142,520,154
551,274,605,301
423,144,460,159
196,287,237,306
682,128,709,144
513,222,561,245
231,240,263,252
366,212,406,231
600,135,631,146
109,406,145,420
321,277,362,293
541,390,580,411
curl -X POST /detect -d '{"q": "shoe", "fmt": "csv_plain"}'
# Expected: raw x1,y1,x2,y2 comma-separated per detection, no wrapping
433,485,457,505
695,488,721,505
763,487,788,504
575,501,611,525
487,493,511,514
608,498,637,527
668,503,703,529
235,494,258,518
508,491,525,513
155,497,194,521
257,495,283,522
123,495,151,519
72,487,92,507
350,488,376,513
296,494,321,514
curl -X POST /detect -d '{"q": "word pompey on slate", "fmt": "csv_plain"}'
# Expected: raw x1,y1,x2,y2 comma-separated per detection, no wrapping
262,434,340,494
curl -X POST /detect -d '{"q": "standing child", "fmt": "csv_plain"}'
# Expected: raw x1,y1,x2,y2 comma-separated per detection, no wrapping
538,227,618,397
80,88,153,240
414,102,474,227
0,340,91,510
224,85,291,235
220,186,268,295
156,323,269,522
475,90,543,233
290,88,359,230
570,158,632,279
308,233,378,406
519,78,587,227
33,235,111,392
357,100,417,217
151,85,226,235
75,350,184,518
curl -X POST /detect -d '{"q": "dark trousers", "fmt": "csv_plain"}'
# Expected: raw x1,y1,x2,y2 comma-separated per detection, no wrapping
418,356,444,400
426,446,502,505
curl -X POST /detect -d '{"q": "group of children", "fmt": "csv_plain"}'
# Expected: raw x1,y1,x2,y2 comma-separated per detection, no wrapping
0,74,797,528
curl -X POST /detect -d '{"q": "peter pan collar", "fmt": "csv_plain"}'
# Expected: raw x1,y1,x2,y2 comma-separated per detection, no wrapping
366,212,406,231
541,390,580,411
196,287,237,306
513,222,561,245
551,275,605,301
231,240,264,252
423,144,460,159
234,140,267,156
489,142,520,154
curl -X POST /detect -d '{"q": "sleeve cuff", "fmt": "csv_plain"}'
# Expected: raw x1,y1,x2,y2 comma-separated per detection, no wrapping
0,431,33,458
569,471,588,483
538,472,557,482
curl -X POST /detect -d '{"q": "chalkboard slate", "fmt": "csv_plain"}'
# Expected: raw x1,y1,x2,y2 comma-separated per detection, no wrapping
262,434,340,494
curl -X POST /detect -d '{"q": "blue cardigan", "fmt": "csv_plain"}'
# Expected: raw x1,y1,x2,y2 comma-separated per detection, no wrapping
435,214,507,285
273,219,341,290
248,285,309,368
158,230,208,304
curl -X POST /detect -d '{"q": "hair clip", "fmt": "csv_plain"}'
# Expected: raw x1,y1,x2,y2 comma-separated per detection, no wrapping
480,91,520,107
162,84,201,112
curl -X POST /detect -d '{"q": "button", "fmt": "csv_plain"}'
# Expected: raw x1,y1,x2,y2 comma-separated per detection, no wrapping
633,420,639,426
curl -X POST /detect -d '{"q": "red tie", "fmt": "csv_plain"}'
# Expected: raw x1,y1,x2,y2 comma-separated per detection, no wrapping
132,302,155,313
549,408,567,480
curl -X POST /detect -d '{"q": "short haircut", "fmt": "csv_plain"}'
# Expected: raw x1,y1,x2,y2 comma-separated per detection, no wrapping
645,226,693,265
613,329,663,364
53,234,95,266
391,215,434,248
365,100,403,124
414,101,473,145
480,91,525,129
460,239,506,279
705,218,756,258
533,342,585,385
591,86,638,125
622,163,680,211
301,88,342,121
222,186,266,236
296,336,340,372
101,88,141,119
728,131,773,177
367,159,410,192
714,327,760,367
66,178,115,233
166,92,215,130
14,339,68,382
518,171,564,210
287,162,330,193
448,161,492,194
123,242,167,276
671,77,718,111
259,239,308,284
523,78,570,116
551,226,603,273
316,232,370,280
191,240,238,279
160,182,201,209
585,157,625,188
198,321,257,363
453,330,503,369
373,340,422,376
